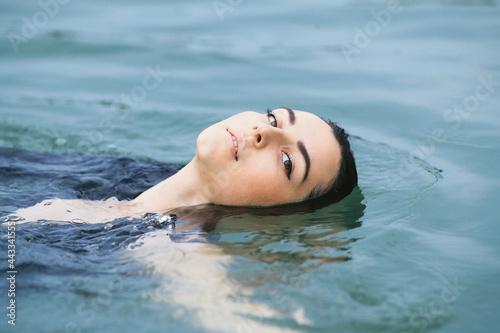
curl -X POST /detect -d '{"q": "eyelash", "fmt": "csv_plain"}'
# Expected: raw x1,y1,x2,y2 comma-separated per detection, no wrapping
265,109,293,179
266,109,277,127
282,151,293,180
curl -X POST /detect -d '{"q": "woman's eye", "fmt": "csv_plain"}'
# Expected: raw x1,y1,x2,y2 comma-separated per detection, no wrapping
282,152,292,180
266,110,277,127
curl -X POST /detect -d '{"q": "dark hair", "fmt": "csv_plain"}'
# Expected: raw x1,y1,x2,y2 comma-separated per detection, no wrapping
306,119,358,204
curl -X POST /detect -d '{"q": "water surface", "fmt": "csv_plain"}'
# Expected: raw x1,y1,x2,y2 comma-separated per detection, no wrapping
1,0,500,332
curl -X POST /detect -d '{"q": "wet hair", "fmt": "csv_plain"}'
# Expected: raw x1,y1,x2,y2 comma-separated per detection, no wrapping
305,119,358,205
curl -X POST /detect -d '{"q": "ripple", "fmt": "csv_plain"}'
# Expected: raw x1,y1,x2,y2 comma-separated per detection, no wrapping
353,136,443,194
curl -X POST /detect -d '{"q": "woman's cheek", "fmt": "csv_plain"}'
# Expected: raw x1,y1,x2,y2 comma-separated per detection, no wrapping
250,177,288,205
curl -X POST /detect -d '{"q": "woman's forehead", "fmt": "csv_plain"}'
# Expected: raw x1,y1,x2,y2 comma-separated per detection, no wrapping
287,109,341,187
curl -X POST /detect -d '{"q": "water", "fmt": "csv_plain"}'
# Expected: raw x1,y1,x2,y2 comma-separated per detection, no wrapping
1,0,500,332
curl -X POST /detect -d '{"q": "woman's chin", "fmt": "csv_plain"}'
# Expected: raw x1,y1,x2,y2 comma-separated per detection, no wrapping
196,128,227,162
195,141,214,163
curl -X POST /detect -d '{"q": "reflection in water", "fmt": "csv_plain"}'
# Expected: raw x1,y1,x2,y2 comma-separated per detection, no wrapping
125,188,365,332
127,231,290,332
218,188,364,264
118,188,365,332
170,186,365,264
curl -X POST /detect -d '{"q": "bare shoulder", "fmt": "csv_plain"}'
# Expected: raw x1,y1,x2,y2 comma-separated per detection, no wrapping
13,198,143,224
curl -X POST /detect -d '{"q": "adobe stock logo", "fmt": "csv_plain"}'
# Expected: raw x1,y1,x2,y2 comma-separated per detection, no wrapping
7,0,70,53
340,0,403,63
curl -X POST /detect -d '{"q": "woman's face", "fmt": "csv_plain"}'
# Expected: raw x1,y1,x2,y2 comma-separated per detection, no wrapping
194,108,341,206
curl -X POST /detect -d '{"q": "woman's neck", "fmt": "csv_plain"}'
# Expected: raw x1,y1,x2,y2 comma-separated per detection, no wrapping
132,160,210,213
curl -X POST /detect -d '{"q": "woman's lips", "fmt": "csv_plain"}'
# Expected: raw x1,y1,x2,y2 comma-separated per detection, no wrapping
226,129,245,161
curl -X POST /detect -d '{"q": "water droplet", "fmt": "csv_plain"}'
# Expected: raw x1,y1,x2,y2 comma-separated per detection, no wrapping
1,215,23,222
159,215,170,223
71,218,86,225
55,138,67,146
86,244,99,253
129,242,144,249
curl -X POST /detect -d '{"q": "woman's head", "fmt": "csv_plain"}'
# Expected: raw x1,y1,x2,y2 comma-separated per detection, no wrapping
194,107,357,207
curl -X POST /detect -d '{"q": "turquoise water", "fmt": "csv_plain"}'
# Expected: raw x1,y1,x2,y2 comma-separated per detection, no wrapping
1,0,500,332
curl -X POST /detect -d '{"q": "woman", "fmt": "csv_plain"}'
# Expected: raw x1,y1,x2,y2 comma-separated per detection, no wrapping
13,107,357,223
2,108,360,333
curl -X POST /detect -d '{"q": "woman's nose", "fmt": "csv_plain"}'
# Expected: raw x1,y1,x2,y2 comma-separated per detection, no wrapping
251,123,280,149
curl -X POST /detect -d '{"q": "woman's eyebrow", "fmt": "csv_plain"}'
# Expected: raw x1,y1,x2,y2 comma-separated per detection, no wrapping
298,141,310,182
280,107,308,181
280,107,295,125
